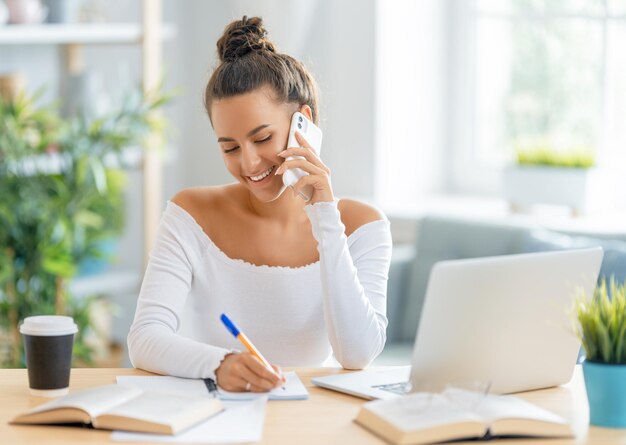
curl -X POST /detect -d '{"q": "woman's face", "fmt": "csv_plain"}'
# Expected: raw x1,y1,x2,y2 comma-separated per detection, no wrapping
212,87,297,203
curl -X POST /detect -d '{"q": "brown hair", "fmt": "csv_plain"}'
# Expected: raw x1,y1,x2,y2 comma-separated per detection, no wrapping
205,16,320,124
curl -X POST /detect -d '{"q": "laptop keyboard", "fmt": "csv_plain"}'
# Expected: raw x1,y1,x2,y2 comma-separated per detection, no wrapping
372,381,410,395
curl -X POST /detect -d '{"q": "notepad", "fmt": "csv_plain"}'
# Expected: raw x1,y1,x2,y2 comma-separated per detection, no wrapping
116,371,309,401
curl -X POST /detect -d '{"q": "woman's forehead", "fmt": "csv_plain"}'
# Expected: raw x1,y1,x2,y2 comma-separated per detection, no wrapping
212,89,296,133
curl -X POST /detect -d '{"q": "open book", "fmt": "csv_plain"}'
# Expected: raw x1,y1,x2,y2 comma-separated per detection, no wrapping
354,388,573,445
11,384,223,435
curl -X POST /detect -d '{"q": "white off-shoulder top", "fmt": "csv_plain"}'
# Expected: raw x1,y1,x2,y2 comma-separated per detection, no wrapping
127,199,392,379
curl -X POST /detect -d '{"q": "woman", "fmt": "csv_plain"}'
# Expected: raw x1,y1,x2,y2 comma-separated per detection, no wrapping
128,16,392,393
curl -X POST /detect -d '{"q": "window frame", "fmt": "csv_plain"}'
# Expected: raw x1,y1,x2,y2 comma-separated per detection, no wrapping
447,0,625,195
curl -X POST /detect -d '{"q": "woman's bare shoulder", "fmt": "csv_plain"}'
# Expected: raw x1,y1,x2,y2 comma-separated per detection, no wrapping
172,186,218,210
337,199,387,237
171,184,245,230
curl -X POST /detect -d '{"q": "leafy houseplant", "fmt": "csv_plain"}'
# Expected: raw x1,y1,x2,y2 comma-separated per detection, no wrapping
575,278,626,428
502,143,597,216
0,87,170,368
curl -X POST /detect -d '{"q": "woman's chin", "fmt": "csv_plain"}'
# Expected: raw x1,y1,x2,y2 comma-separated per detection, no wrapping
248,183,290,203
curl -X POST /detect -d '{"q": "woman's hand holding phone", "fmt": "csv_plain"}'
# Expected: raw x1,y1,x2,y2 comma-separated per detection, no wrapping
276,131,334,204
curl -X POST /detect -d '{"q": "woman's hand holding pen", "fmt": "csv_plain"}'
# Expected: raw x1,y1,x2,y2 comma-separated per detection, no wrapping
275,131,334,205
215,352,283,392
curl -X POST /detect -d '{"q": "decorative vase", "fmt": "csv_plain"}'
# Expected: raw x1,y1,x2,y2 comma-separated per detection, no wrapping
6,0,46,24
582,360,626,428
45,0,82,23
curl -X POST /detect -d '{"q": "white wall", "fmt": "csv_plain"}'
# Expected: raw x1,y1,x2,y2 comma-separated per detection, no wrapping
163,0,377,199
374,0,448,208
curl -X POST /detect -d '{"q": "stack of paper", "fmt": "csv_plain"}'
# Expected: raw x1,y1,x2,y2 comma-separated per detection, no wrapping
112,397,267,443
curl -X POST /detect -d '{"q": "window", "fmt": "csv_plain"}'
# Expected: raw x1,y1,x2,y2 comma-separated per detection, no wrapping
450,0,626,194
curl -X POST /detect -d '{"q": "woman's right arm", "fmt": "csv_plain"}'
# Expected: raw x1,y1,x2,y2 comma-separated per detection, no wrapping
127,203,231,380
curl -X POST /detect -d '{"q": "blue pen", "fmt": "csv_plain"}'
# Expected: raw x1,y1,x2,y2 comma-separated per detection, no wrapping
220,313,274,371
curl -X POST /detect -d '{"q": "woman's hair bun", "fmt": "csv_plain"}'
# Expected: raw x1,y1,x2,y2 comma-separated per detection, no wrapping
217,16,276,63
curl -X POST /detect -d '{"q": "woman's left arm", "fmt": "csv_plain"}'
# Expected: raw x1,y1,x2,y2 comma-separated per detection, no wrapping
305,201,391,369
277,132,391,369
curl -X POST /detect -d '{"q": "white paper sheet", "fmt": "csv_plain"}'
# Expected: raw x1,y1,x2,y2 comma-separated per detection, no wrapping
111,397,267,444
117,371,308,401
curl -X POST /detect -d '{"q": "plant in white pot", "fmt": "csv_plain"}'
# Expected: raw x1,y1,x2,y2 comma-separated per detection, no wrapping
502,145,596,216
575,278,626,428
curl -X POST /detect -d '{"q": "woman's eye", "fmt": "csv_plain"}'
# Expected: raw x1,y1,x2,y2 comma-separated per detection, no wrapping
255,135,272,144
224,146,239,154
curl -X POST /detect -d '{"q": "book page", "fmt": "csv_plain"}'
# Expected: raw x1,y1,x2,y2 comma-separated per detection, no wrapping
111,397,267,443
95,392,222,432
473,393,567,425
25,384,141,418
365,392,484,432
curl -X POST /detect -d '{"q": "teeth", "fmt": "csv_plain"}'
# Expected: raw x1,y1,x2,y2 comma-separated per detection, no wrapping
249,166,274,182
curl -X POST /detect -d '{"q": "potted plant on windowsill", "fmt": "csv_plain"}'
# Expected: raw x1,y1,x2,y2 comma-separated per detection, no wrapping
575,278,626,428
502,144,596,216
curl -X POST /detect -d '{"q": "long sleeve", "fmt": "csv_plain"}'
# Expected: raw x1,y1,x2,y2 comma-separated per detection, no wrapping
127,207,232,379
305,201,392,369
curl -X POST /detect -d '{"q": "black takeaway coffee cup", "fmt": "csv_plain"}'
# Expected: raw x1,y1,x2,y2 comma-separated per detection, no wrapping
19,315,78,397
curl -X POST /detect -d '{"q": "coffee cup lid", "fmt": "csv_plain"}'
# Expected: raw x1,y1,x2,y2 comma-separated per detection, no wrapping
19,316,78,336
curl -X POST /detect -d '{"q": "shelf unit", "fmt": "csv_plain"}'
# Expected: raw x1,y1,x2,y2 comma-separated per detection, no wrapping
0,2,175,366
0,0,170,266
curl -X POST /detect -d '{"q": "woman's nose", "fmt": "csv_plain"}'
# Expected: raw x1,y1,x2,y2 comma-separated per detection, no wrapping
240,143,262,171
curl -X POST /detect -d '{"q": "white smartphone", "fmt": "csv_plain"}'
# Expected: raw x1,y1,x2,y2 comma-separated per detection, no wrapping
282,111,323,201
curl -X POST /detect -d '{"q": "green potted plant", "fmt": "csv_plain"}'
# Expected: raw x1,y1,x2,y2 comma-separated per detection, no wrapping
502,142,597,216
575,278,626,428
0,86,171,367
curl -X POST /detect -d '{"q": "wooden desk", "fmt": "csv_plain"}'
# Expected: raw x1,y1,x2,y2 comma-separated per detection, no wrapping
1,366,625,444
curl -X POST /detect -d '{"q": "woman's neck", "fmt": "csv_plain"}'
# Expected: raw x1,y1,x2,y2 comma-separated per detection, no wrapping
246,188,309,226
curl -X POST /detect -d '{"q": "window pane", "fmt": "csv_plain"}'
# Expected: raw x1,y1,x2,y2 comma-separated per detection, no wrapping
477,0,606,15
474,17,604,163
608,0,626,14
605,23,626,164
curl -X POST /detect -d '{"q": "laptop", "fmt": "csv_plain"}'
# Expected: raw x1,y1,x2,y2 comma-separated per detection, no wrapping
312,247,603,399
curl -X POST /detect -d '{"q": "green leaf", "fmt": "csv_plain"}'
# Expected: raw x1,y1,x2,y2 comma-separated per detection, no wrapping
42,254,76,278
575,278,626,364
74,210,105,229
89,158,107,195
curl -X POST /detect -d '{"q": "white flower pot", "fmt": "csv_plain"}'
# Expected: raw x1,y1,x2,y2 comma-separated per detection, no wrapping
502,165,593,214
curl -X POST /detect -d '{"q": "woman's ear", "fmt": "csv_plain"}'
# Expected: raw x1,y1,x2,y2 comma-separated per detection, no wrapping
299,104,313,121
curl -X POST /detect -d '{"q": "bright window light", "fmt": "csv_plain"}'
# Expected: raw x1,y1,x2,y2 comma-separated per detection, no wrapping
452,0,626,192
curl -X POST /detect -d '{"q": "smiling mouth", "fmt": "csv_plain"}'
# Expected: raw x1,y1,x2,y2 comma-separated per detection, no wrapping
248,165,276,182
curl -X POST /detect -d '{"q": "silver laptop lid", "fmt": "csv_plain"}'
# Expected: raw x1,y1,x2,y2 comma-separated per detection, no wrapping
409,247,603,394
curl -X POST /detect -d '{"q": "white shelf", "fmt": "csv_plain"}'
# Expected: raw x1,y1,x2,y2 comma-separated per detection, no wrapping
0,23,175,45
6,145,178,177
